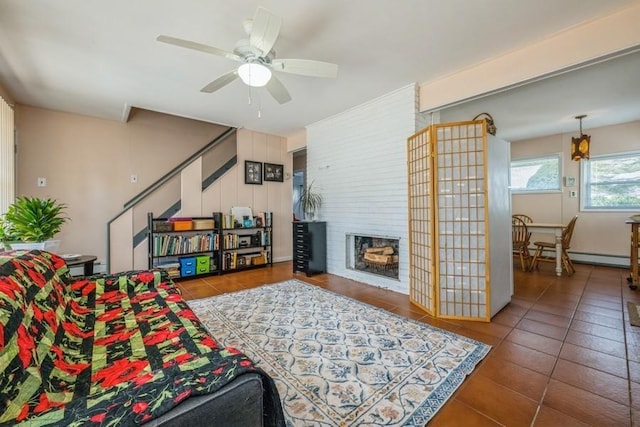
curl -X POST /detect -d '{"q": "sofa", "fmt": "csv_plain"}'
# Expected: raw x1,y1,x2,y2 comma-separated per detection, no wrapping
0,250,284,426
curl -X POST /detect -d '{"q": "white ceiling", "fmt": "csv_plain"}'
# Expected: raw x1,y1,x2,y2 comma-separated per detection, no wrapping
440,48,640,141
0,0,637,138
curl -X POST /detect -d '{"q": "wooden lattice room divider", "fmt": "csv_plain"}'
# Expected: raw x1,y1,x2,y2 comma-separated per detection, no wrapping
407,119,512,322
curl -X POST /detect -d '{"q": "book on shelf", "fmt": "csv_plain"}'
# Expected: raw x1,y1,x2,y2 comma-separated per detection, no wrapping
212,212,222,229
223,233,239,249
153,232,217,256
222,252,238,270
222,214,236,229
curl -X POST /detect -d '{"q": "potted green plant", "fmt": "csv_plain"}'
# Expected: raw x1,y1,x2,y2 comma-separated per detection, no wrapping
1,196,69,252
0,221,14,251
298,180,322,221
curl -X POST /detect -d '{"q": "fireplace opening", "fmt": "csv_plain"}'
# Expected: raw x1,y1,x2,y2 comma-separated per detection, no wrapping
346,234,400,280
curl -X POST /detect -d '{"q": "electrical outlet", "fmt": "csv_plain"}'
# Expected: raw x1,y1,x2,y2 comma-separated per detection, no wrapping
130,174,138,184
37,177,47,187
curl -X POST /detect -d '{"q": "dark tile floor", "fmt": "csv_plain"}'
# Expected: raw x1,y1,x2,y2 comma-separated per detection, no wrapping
177,260,640,426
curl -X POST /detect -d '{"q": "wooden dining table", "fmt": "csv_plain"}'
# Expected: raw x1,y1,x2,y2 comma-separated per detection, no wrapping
527,223,566,276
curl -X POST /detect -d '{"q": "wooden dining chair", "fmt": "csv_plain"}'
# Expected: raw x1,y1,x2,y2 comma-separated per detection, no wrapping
513,214,533,261
530,215,578,275
512,213,533,224
512,216,531,271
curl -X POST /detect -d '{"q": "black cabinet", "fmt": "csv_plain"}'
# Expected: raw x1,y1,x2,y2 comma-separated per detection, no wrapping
293,221,326,276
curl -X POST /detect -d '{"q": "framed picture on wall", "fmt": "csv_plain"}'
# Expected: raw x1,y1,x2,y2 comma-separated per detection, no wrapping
245,160,263,185
264,163,284,182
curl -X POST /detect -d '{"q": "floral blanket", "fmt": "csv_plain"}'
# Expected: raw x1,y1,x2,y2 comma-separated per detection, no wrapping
0,250,282,426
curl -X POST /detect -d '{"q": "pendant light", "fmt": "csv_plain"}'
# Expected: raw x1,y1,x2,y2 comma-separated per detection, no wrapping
571,115,590,161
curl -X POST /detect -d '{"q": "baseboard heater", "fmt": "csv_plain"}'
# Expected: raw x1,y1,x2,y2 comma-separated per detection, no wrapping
534,249,631,268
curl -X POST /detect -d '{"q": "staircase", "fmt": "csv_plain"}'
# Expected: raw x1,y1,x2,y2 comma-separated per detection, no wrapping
107,127,237,273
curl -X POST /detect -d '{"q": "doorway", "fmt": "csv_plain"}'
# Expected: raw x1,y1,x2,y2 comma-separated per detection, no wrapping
292,148,307,220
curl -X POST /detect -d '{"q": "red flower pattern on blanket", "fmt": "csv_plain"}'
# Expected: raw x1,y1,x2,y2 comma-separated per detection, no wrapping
70,279,95,296
17,324,35,367
93,359,150,388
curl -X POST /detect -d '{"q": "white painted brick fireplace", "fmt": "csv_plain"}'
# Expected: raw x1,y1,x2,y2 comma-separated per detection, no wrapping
306,84,424,294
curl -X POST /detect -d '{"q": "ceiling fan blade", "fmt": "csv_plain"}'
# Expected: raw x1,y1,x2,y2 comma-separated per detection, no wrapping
271,59,338,78
250,7,282,56
157,35,242,62
200,70,239,93
265,75,292,104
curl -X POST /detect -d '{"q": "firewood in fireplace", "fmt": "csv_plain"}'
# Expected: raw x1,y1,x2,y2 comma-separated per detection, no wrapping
365,246,394,255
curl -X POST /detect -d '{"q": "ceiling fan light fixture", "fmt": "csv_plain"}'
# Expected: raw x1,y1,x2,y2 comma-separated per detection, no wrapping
238,63,272,87
571,114,590,161
157,7,337,104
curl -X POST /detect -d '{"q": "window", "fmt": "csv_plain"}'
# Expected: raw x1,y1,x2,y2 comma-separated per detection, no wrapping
581,151,640,211
510,154,561,193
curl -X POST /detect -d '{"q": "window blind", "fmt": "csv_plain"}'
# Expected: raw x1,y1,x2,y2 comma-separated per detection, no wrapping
0,95,15,215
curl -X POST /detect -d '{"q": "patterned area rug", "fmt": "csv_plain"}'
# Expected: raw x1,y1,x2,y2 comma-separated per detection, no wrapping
188,280,490,426
628,301,640,327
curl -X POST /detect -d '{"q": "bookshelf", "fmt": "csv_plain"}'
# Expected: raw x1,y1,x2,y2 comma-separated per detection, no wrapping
148,213,221,280
220,211,272,272
147,211,273,279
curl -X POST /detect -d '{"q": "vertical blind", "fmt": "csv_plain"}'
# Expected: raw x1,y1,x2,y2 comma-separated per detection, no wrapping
0,95,15,215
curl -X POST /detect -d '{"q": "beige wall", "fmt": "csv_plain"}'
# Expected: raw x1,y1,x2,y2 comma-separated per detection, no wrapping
15,105,292,267
511,119,640,259
201,128,292,264
287,129,306,152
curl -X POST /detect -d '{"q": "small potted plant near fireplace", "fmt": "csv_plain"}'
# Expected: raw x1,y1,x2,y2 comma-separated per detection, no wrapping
0,196,69,253
298,180,322,221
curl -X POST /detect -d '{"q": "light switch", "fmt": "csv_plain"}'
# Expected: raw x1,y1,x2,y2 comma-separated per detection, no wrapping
130,174,138,184
37,177,47,187
570,190,577,198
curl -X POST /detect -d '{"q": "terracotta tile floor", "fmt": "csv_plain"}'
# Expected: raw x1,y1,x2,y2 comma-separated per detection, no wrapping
177,261,640,426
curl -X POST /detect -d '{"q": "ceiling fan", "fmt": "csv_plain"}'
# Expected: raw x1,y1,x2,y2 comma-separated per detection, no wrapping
157,7,338,104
